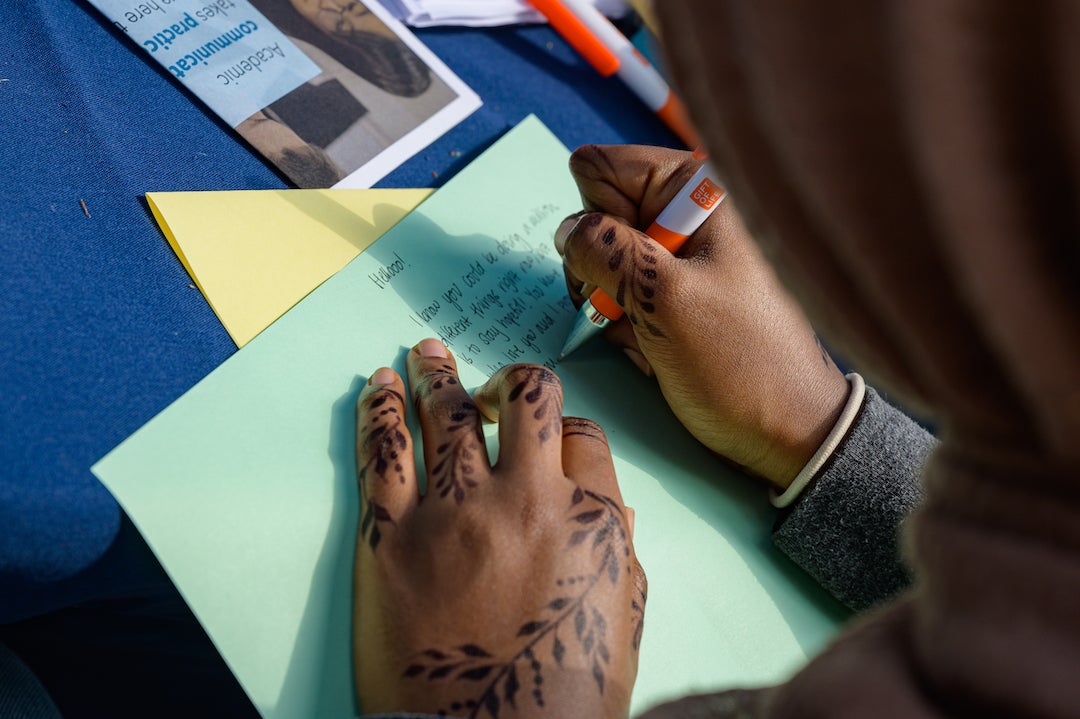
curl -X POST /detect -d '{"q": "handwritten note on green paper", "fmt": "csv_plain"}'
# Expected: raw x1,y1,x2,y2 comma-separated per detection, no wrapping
92,116,845,719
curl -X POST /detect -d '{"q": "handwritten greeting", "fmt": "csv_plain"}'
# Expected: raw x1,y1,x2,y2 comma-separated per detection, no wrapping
365,202,574,373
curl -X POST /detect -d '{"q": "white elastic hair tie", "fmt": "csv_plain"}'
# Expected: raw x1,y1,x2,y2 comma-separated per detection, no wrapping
769,372,866,509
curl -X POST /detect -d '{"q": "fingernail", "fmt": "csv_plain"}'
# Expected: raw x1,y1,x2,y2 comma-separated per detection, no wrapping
416,338,448,358
368,367,396,386
626,507,636,540
622,348,654,377
554,212,586,255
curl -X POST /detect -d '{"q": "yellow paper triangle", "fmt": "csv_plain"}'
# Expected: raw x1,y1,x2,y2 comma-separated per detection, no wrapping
147,189,431,346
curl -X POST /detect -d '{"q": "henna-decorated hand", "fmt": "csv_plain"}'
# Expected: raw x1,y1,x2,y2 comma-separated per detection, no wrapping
555,144,850,490
354,338,646,718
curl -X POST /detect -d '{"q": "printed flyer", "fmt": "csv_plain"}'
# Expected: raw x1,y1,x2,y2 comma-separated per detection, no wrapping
92,0,481,187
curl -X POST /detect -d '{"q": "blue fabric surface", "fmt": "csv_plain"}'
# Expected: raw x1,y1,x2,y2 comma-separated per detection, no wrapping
0,0,677,713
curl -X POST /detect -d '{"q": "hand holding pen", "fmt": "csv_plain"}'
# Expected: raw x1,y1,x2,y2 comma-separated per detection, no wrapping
558,147,725,359
553,145,850,489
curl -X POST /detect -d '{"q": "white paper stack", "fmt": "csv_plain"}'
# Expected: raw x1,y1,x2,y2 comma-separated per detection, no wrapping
380,0,630,27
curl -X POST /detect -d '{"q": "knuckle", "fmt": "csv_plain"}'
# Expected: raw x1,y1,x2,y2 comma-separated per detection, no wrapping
359,416,409,462
412,366,460,399
359,386,403,415
561,416,608,442
502,362,553,382
501,363,562,400
423,395,480,425
424,504,495,556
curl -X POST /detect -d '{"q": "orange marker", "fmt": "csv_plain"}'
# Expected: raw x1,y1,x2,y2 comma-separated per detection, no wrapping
530,0,700,148
558,156,725,359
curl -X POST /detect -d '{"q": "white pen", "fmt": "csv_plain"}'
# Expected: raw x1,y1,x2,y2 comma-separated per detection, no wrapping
530,0,700,148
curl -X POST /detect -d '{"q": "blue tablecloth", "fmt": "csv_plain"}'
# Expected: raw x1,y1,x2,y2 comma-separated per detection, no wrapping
0,1,677,715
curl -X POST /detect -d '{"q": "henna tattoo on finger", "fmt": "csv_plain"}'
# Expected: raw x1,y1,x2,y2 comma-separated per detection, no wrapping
414,364,461,398
416,364,486,505
429,402,484,505
358,484,394,551
358,388,408,550
403,487,632,717
505,366,562,443
567,487,629,586
602,229,666,338
629,575,646,653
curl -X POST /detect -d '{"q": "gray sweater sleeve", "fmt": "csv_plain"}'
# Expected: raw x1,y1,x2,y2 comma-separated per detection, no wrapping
771,387,936,612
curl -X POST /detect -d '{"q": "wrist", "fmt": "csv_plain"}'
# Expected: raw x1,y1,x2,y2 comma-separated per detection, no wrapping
756,368,852,492
770,373,865,507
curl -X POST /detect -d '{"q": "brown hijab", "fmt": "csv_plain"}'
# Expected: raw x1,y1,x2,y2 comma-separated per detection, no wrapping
646,1,1080,716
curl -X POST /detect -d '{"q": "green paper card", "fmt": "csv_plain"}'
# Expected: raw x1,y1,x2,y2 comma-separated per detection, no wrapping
93,116,844,719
